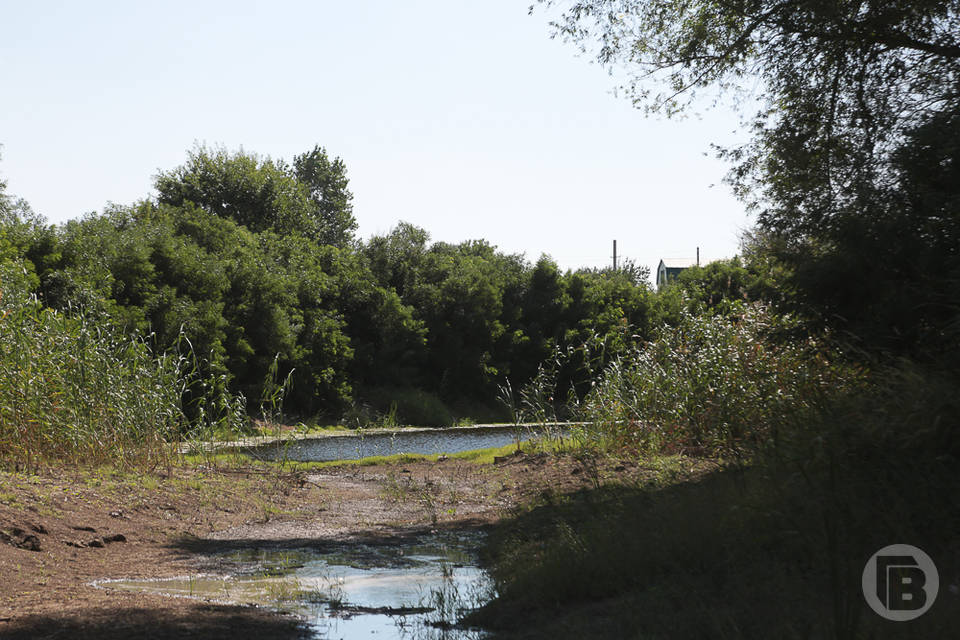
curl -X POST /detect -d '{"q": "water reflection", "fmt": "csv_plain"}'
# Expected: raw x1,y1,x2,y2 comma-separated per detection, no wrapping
97,531,491,639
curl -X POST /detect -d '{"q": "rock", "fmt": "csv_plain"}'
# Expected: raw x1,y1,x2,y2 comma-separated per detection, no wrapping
87,538,105,548
103,533,127,544
70,525,96,532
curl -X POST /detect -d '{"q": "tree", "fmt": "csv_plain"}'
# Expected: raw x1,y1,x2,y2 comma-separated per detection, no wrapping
539,0,960,357
155,145,316,236
363,222,431,297
155,145,357,246
293,145,358,248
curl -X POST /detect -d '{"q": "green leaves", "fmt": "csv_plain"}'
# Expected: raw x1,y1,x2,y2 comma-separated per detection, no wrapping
293,145,357,248
155,144,357,247
540,0,960,364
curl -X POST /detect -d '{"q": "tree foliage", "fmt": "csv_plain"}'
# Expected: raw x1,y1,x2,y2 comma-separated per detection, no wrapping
540,0,960,359
155,145,357,246
293,145,358,248
4,149,665,423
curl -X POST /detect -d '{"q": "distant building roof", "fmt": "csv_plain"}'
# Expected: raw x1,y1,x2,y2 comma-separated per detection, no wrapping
659,258,699,269
656,257,700,289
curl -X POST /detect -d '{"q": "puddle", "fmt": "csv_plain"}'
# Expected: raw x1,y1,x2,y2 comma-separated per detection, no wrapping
96,531,492,639
247,424,562,462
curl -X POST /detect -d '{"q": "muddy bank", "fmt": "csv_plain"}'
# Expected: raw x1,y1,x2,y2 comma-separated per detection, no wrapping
0,453,702,639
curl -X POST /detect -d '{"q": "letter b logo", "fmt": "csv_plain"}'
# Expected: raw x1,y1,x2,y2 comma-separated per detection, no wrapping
863,545,938,621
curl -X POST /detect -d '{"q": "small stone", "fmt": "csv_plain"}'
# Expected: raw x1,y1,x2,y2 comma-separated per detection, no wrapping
87,538,105,548
103,534,127,544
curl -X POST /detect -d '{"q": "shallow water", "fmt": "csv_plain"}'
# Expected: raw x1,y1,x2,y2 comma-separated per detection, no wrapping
98,531,491,639
247,424,547,462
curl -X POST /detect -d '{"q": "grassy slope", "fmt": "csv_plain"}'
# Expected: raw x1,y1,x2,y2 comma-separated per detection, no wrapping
470,450,960,640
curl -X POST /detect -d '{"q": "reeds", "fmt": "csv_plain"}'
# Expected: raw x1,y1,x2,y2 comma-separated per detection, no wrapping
0,262,242,469
575,303,855,455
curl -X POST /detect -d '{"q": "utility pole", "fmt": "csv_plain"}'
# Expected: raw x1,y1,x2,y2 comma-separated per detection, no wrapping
612,240,618,270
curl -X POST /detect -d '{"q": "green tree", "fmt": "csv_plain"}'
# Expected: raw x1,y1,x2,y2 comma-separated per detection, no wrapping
292,145,358,248
155,145,357,247
364,221,431,298
539,0,960,358
154,146,316,237
670,253,785,315
0,153,53,279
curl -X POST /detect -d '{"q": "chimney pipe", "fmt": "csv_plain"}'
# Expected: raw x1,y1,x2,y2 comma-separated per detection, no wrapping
696,247,700,266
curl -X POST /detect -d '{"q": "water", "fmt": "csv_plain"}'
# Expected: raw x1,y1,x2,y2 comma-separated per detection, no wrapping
96,531,491,639
246,424,549,462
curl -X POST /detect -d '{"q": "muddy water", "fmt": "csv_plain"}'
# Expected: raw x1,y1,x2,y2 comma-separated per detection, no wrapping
97,531,491,639
247,424,553,462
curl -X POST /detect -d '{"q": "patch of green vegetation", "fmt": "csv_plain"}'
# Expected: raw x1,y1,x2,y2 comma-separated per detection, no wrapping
290,423,355,435
474,366,960,639
0,492,21,507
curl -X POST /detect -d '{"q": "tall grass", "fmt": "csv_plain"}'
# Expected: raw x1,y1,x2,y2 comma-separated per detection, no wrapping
575,304,856,455
0,262,243,469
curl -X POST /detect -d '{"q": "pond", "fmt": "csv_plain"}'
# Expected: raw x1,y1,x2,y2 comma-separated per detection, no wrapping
245,424,561,462
95,530,491,639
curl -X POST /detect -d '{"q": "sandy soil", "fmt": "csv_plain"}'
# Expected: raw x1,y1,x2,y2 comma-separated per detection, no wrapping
0,452,692,639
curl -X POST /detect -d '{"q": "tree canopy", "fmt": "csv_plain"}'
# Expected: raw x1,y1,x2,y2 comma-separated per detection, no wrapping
540,0,960,359
154,145,357,247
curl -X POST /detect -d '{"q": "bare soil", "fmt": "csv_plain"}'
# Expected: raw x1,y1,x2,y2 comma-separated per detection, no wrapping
0,452,713,639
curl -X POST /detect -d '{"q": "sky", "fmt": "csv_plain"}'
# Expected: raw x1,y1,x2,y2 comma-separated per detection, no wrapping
1,0,753,278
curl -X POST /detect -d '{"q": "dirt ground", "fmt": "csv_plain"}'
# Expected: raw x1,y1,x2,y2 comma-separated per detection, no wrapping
0,452,705,639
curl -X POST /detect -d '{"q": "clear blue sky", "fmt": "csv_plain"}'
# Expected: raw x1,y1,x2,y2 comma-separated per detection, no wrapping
1,0,752,277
